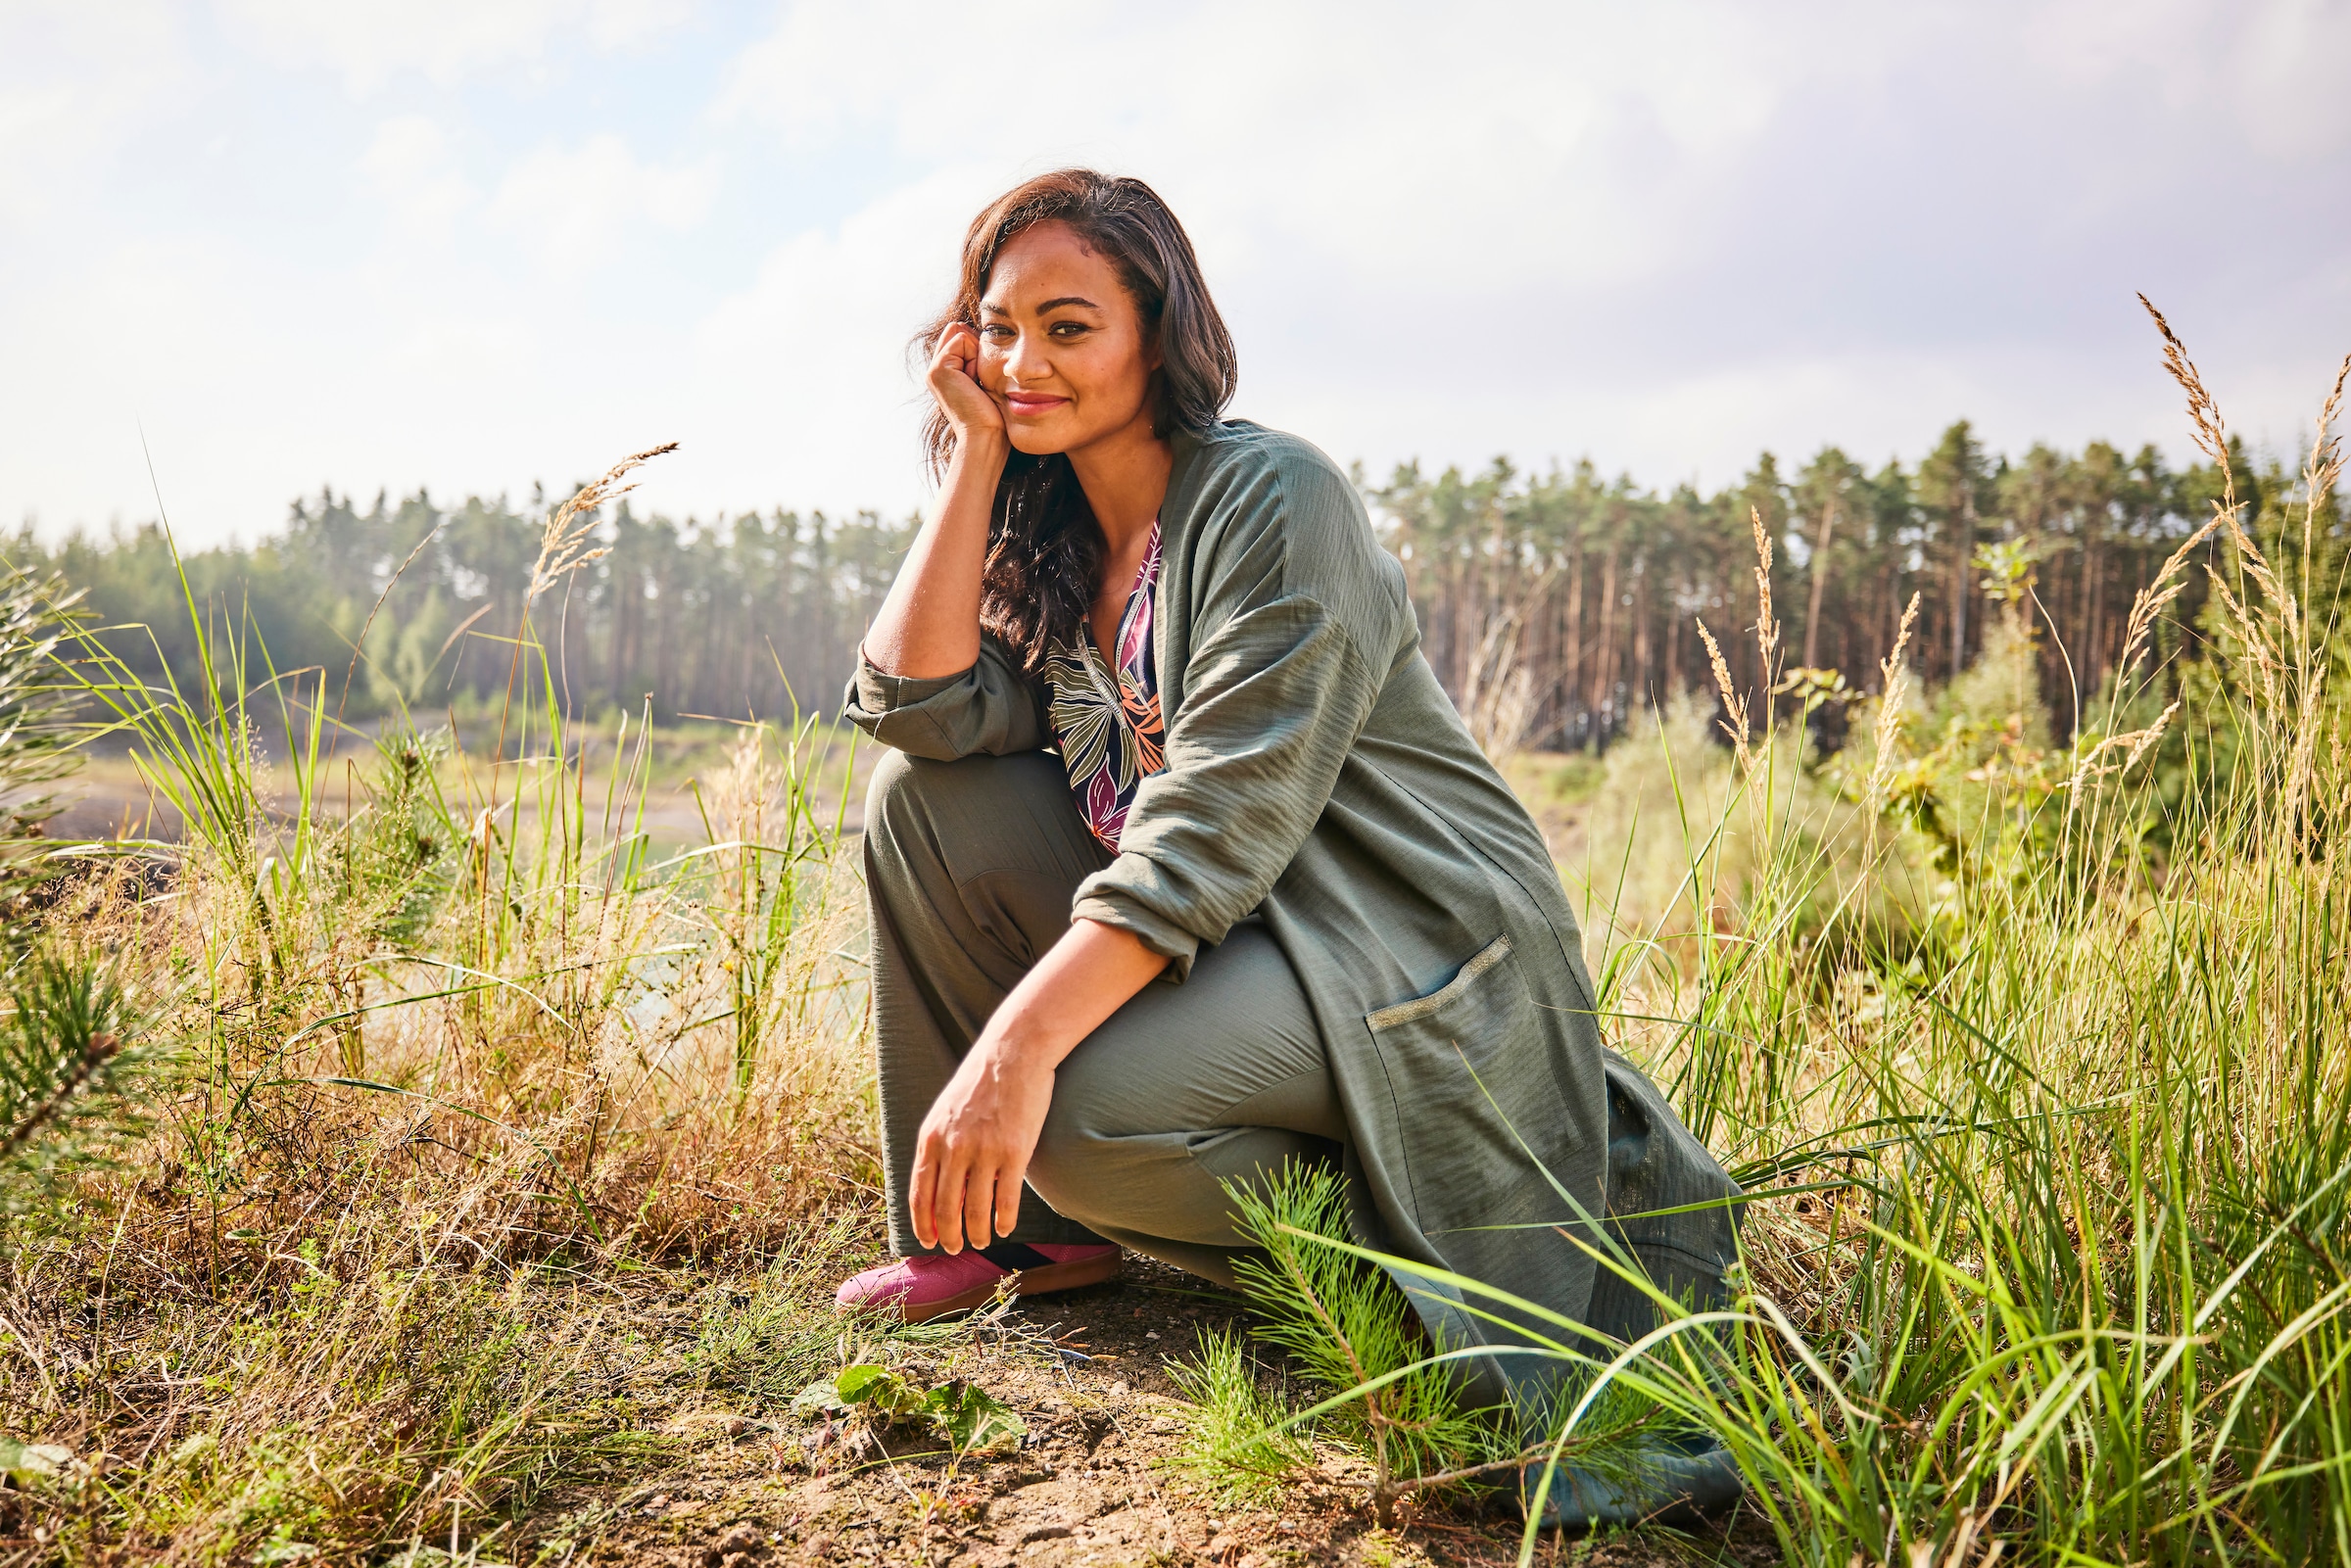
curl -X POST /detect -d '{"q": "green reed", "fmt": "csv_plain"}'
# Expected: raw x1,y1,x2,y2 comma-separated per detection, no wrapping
1290,320,2351,1565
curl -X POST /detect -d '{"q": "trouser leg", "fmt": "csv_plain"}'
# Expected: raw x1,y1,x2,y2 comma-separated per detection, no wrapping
865,746,1347,1279
864,747,1115,1254
1026,920,1345,1287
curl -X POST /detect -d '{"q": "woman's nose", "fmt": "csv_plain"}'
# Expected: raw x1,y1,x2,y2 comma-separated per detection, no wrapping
1003,330,1052,383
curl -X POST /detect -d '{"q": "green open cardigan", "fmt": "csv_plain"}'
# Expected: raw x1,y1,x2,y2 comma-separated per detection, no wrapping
845,421,1739,1412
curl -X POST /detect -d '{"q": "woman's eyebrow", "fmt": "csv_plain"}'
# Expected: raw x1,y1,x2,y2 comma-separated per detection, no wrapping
978,295,1101,316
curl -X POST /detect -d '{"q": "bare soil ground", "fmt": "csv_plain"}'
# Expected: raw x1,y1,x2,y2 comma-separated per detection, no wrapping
506,1254,1779,1568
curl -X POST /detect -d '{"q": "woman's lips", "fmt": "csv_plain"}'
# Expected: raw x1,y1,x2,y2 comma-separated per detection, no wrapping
1004,393,1069,416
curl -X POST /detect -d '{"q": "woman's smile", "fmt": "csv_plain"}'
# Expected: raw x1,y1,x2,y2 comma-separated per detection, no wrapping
1003,391,1072,417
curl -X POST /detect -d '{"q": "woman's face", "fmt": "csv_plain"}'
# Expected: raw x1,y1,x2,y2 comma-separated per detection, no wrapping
976,221,1160,456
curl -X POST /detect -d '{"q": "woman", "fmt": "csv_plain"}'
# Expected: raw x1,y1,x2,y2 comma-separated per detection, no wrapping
838,169,1739,1446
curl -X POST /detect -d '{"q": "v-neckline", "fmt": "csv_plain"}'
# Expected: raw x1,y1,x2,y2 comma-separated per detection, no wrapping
1091,519,1159,670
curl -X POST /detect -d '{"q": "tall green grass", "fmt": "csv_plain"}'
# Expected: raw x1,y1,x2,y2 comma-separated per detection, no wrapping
1277,314,2351,1565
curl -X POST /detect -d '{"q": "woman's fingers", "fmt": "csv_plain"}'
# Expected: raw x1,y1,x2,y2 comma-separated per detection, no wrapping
963,1153,999,1252
925,323,1003,439
914,1041,1054,1257
936,1166,967,1254
908,1133,941,1250
934,1138,973,1254
992,1153,1025,1243
924,1145,1024,1254
929,322,978,381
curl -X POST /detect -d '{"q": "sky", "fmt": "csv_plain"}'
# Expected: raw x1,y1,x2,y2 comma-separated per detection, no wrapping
4,0,2349,549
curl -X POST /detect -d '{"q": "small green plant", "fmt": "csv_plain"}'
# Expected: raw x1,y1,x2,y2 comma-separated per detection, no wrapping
792,1363,1026,1455
335,725,458,949
0,947,159,1204
1224,1164,1522,1524
0,1435,74,1486
1217,1164,1667,1534
691,1220,984,1411
0,565,84,930
1166,1323,1315,1502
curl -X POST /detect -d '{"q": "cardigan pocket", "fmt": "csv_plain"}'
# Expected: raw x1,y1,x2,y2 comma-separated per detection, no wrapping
1365,934,1566,1220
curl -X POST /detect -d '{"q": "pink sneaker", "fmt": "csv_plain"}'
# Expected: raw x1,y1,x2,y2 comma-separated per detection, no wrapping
835,1242,1123,1323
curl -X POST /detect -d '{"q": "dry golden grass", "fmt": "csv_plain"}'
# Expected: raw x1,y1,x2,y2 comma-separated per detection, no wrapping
1,601,882,1558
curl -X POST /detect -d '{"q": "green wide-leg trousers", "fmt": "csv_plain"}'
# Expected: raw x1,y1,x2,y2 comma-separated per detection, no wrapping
863,747,1346,1284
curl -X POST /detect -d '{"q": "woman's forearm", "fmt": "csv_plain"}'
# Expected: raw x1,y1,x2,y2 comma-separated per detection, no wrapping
906,918,1168,1252
980,918,1169,1069
863,432,1007,679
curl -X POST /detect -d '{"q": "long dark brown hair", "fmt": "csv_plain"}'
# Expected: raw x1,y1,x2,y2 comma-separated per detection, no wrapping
918,170,1236,672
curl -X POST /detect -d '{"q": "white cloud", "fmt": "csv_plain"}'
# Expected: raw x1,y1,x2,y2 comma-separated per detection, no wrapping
360,115,477,242
0,1,189,224
689,166,1005,507
710,0,1928,297
5,0,2348,548
491,134,718,269
216,0,697,92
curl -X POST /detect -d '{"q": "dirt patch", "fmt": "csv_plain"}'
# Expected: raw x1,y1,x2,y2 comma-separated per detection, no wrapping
514,1255,1779,1567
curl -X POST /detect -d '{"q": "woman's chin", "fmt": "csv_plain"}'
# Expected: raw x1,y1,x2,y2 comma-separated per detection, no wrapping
1006,423,1079,457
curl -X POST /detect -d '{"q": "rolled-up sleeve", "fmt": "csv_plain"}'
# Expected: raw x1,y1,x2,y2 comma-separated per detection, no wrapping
840,637,1048,760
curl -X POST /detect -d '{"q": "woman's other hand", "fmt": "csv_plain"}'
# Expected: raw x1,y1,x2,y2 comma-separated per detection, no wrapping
908,1036,1054,1253
906,919,1168,1252
926,323,1006,448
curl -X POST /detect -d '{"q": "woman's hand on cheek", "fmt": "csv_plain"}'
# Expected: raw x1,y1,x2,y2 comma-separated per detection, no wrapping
907,1036,1055,1254
926,323,1007,449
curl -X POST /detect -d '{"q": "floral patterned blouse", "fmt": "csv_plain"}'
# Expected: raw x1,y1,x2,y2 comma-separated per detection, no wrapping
1041,523,1166,852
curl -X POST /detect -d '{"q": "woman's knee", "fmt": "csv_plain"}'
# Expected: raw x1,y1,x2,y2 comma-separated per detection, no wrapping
862,747,926,850
1029,1117,1337,1250
1024,1099,1105,1222
865,748,1068,855
861,750,979,890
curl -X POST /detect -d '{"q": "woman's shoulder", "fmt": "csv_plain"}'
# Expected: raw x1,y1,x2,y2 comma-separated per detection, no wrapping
1187,419,1353,493
1177,421,1404,624
1180,422,1367,551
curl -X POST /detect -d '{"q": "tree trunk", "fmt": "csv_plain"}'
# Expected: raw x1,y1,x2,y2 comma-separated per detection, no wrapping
1802,497,1838,673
